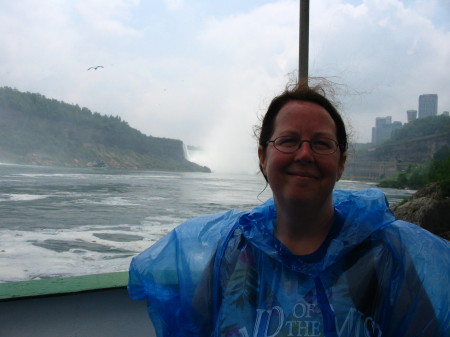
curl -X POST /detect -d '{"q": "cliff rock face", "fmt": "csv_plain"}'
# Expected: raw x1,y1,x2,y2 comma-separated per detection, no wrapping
374,133,450,163
391,183,450,240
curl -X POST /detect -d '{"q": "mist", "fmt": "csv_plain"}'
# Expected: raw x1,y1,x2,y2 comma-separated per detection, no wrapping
1,0,449,173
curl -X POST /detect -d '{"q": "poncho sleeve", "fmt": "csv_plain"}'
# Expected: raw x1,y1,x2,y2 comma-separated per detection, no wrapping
128,209,243,337
382,220,450,336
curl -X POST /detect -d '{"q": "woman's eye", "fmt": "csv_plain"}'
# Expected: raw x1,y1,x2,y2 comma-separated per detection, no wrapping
278,138,297,146
313,140,332,149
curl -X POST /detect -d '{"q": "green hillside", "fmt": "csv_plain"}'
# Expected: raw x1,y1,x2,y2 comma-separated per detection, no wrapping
359,115,450,163
389,115,450,141
0,87,210,172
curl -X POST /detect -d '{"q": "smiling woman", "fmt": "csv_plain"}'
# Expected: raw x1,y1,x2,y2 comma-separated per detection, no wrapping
257,83,347,255
128,81,449,336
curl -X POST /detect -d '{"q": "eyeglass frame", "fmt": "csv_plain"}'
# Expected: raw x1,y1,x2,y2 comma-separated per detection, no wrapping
266,136,340,155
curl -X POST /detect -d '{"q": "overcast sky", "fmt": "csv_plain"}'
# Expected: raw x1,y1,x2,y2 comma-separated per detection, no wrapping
1,0,449,173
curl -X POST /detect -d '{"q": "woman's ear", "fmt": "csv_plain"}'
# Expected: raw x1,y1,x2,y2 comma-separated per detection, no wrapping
336,153,347,181
258,146,267,177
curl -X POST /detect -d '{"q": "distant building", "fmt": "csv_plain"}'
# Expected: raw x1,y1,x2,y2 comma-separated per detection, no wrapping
371,116,403,144
418,94,438,119
443,111,449,116
407,110,417,122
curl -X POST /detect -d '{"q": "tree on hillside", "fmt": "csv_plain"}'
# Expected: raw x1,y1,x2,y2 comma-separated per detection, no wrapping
0,86,210,172
389,115,450,142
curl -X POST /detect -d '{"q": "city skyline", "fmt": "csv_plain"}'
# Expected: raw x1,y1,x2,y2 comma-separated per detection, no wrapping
371,93,446,144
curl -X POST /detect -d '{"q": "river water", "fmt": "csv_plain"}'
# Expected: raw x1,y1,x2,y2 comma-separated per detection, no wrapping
0,163,415,282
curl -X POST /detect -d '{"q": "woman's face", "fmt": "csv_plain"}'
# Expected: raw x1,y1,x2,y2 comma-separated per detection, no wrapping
258,100,346,209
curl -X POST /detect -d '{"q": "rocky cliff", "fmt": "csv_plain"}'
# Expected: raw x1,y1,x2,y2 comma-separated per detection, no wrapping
343,115,450,181
391,183,450,240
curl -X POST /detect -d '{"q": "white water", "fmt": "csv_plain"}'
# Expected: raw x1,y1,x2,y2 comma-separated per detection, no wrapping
0,164,414,282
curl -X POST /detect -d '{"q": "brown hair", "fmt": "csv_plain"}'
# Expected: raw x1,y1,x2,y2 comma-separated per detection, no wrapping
256,80,348,180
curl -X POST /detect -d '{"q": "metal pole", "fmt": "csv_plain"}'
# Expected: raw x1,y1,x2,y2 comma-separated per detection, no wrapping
299,0,309,82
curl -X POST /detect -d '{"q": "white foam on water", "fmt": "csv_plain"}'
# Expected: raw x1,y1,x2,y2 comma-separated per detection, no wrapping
1,194,50,202
135,174,181,179
0,168,416,284
0,221,177,283
14,173,89,179
8,171,175,180
72,197,140,207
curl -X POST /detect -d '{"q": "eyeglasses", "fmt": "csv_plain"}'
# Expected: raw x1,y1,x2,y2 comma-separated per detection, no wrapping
267,136,339,155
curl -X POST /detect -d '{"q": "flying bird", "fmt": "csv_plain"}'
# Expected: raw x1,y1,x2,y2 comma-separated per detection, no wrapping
88,66,104,70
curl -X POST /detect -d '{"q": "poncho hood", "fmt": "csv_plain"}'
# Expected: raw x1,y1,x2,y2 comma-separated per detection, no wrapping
238,188,396,275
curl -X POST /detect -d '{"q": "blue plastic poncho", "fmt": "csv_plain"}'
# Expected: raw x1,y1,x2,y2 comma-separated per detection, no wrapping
128,189,450,337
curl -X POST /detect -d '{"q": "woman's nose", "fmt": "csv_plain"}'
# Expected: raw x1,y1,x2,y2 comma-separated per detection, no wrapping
293,141,315,162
